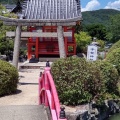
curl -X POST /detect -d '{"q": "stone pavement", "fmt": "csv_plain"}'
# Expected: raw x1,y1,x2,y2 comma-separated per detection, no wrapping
0,62,50,120
18,61,53,70
0,105,48,120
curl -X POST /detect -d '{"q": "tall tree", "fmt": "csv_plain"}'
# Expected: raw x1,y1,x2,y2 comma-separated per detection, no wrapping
85,24,107,41
75,31,92,53
0,4,16,54
108,14,120,43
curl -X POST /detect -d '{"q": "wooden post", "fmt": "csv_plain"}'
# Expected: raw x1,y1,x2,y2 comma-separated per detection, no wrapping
64,27,68,56
35,37,39,58
72,27,76,55
12,25,21,68
27,38,31,59
57,26,66,58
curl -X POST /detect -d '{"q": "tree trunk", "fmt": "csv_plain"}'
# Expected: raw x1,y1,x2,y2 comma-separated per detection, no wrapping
57,26,66,58
12,25,21,68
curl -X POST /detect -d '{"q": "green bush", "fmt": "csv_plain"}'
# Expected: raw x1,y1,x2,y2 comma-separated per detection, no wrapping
108,40,120,53
51,57,92,105
93,61,120,99
75,31,92,53
106,48,120,75
0,60,19,96
51,57,120,105
85,62,106,104
51,57,106,105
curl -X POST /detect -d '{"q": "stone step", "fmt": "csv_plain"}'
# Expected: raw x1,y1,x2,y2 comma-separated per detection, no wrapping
0,105,49,120
19,62,52,70
39,57,59,62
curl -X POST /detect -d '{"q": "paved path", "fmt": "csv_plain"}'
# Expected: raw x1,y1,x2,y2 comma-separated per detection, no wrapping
0,68,50,120
0,69,41,105
0,105,48,120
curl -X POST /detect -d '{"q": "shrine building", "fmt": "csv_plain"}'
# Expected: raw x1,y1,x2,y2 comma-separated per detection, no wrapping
0,0,82,67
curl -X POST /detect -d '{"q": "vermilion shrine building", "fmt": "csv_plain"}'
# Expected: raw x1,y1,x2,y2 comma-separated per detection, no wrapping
0,0,82,67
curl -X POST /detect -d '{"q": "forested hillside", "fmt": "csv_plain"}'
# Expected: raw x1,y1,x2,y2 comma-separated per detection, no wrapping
0,1,120,43
1,0,120,27
0,0,14,4
82,9,120,27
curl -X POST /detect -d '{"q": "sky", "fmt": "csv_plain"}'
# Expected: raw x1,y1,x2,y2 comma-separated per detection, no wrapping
81,0,120,12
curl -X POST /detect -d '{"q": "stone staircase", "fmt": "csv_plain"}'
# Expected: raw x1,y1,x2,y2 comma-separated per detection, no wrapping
19,61,52,70
0,105,50,120
19,57,59,70
39,57,59,62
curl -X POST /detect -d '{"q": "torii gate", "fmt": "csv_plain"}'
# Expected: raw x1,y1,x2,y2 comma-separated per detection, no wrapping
0,0,82,68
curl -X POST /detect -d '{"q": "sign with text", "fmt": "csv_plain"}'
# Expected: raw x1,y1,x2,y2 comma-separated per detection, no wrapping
87,45,98,61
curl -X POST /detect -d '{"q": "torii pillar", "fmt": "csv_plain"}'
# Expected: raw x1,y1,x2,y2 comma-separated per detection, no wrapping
12,25,21,68
57,26,66,58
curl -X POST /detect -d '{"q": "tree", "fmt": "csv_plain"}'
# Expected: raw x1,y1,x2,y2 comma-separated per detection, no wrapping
85,24,107,41
75,31,92,53
108,14,120,43
0,4,16,55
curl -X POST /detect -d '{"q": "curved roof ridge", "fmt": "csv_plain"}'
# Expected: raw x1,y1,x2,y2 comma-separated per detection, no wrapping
21,0,82,20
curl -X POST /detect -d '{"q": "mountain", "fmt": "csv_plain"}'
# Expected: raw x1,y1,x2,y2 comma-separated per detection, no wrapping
0,0,15,4
0,1,120,28
82,9,120,27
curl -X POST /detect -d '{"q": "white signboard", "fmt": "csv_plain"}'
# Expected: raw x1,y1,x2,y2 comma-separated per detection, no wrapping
87,45,98,61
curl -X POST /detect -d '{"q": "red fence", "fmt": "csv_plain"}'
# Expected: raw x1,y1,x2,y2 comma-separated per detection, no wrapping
38,67,67,120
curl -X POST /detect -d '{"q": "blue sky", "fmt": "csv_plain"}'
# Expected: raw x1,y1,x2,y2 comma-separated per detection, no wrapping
81,0,120,12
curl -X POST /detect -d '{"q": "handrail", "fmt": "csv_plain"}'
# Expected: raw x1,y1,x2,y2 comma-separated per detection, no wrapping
38,67,67,120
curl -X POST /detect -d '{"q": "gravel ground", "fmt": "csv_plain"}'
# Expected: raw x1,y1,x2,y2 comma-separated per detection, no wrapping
0,69,41,105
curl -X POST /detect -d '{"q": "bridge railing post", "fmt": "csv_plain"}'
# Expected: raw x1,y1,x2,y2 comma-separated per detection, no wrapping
59,107,67,120
44,61,51,106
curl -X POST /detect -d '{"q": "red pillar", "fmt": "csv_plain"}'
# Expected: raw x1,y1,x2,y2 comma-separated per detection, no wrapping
72,27,76,55
35,37,39,58
28,38,31,59
64,26,68,56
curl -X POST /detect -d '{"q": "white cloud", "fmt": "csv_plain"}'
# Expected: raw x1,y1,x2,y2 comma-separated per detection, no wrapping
81,0,100,12
105,0,120,10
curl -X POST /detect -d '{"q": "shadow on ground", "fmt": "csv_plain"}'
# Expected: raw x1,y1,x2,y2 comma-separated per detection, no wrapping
18,82,38,85
0,89,22,97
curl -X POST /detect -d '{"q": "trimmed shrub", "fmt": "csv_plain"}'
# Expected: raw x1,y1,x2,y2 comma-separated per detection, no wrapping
85,62,106,104
93,61,120,99
0,60,19,96
51,57,105,105
51,57,92,105
108,40,120,53
106,48,120,75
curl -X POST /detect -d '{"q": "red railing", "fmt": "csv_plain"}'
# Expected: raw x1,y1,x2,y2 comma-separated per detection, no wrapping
38,67,67,120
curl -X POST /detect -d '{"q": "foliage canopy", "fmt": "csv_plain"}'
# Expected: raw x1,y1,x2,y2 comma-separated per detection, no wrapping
0,60,19,96
106,48,120,75
75,31,92,53
51,57,120,105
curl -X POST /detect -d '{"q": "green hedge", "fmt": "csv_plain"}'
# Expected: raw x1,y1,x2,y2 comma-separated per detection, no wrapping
106,48,120,75
93,61,120,99
0,60,19,96
51,57,120,105
108,40,120,53
51,57,103,105
51,57,91,105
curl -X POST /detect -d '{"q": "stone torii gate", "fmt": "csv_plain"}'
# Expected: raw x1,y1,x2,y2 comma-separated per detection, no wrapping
0,0,82,68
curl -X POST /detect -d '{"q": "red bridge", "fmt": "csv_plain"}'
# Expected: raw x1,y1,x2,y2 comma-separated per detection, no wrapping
39,66,67,120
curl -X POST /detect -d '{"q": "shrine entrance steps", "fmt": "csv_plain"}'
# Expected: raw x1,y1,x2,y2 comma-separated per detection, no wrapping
19,61,52,70
39,57,59,62
19,57,59,70
0,105,50,120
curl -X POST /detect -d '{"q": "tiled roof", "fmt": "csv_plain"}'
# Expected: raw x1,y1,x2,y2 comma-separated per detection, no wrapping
21,0,82,20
